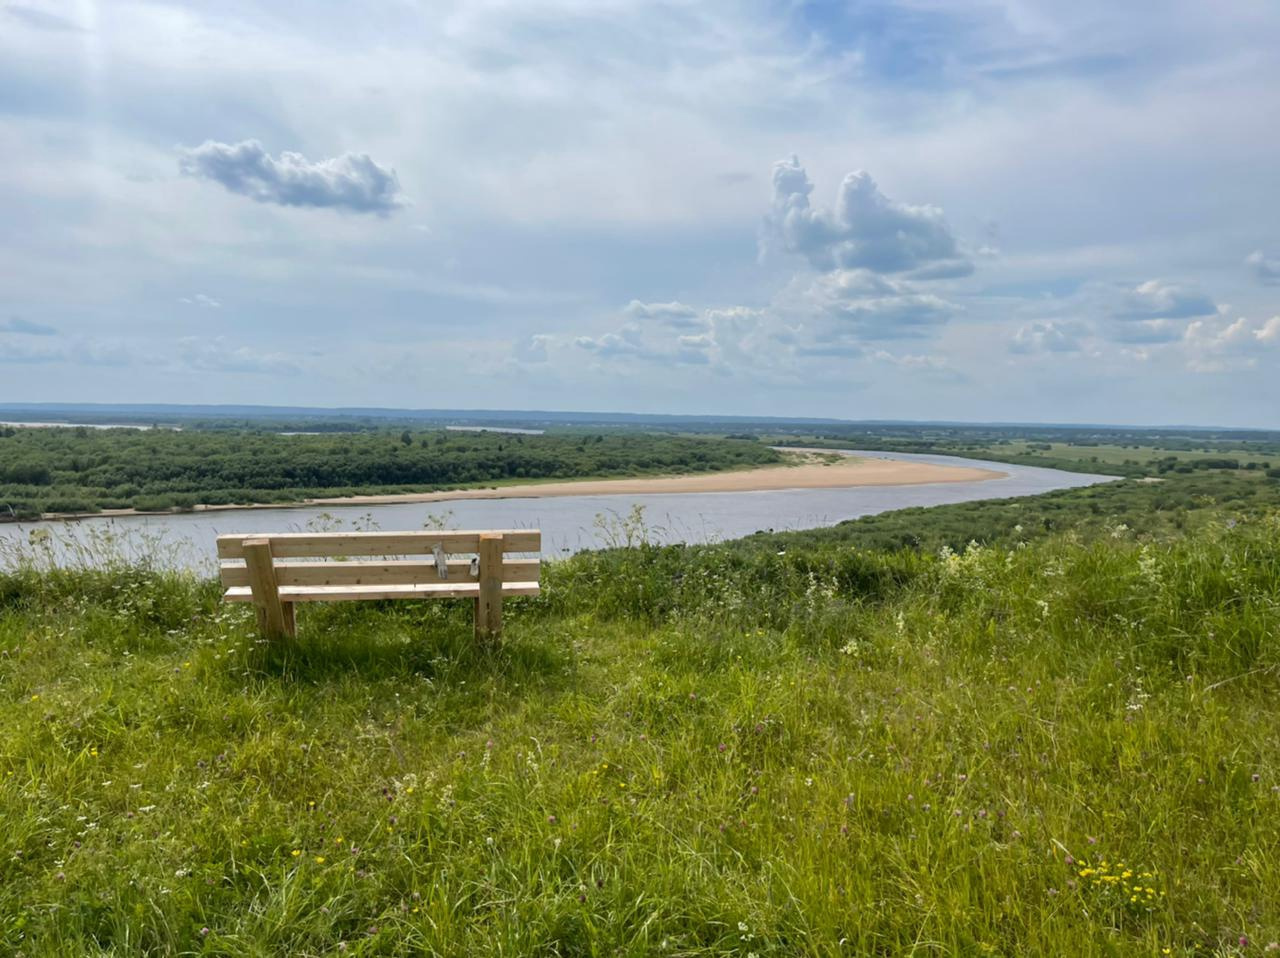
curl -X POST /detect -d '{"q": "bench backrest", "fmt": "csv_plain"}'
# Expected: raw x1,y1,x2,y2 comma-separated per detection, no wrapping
218,529,541,641
217,529,541,589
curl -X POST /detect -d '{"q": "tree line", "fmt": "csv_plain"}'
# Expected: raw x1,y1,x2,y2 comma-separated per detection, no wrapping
0,428,779,518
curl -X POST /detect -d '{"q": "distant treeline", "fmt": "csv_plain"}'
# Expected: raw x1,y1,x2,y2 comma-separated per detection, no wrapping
0,428,779,519
772,430,1280,479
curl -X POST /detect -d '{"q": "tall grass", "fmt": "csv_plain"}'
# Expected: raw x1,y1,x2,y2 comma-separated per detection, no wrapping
1,518,1278,954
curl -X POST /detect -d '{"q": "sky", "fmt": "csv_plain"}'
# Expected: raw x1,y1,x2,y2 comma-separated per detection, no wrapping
1,0,1278,427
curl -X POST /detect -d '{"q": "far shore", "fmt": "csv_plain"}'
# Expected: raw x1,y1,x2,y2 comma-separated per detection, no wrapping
17,451,1007,523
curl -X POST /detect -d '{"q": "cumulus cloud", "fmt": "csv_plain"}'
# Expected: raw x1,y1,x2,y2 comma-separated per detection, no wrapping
574,323,712,366
1009,320,1085,354
1111,280,1217,320
566,159,978,376
621,300,704,330
791,269,961,342
574,326,650,360
1184,314,1280,371
763,155,971,277
1245,250,1280,285
178,140,405,215
0,316,57,336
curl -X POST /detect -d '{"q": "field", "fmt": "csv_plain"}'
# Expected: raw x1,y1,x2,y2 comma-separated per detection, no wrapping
3,504,1279,955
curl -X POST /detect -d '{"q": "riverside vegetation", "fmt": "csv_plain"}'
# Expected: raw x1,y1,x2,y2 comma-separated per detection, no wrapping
0,429,779,519
2,490,1279,955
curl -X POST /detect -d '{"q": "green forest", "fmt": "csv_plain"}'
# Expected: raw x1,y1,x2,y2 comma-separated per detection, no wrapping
0,428,779,518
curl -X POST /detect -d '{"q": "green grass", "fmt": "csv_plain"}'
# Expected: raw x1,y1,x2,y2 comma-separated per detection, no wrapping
3,518,1280,955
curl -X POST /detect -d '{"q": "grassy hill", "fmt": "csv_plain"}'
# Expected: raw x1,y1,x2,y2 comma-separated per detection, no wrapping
2,513,1278,955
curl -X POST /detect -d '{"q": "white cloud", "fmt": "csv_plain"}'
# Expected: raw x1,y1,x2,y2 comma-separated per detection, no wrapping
1245,250,1280,285
1183,314,1280,371
178,140,406,215
797,270,960,341
621,300,704,330
1009,320,1086,354
1111,280,1217,320
763,155,971,277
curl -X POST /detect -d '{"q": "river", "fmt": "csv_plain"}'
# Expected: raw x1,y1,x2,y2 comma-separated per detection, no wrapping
0,451,1115,571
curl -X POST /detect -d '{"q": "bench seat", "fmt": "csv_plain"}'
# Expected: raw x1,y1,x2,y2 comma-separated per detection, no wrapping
222,581,541,603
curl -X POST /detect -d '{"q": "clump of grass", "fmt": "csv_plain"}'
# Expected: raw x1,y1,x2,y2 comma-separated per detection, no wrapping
1,518,1279,954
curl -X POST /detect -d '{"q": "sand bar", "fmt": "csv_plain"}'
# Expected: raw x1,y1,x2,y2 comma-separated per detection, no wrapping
304,450,1005,507
21,451,1005,522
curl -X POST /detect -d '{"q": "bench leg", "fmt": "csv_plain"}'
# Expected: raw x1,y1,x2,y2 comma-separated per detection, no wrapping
243,537,290,641
475,532,504,644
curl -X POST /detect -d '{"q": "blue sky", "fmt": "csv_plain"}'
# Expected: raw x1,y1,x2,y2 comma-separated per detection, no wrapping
1,0,1278,426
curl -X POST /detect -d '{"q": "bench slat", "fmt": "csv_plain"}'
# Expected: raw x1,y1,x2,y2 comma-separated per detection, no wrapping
219,558,540,589
222,581,541,604
217,530,541,559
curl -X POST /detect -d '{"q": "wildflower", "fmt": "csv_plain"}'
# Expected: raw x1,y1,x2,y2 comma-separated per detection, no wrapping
314,856,326,864
200,928,210,937
291,849,301,857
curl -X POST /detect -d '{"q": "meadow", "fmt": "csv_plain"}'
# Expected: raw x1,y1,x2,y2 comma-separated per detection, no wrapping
2,504,1279,955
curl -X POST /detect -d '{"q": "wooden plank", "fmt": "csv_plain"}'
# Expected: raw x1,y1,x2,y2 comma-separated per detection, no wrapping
242,537,289,639
217,529,540,559
476,532,504,643
222,581,540,604
219,558,540,589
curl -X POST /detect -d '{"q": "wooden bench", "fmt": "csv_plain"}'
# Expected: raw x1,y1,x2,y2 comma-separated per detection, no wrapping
217,529,541,641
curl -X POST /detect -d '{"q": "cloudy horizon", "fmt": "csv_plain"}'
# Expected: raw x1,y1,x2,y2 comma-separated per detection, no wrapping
1,1,1278,427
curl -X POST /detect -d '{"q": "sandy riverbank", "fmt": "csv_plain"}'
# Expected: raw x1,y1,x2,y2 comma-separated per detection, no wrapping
305,451,1005,507
18,451,1006,522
